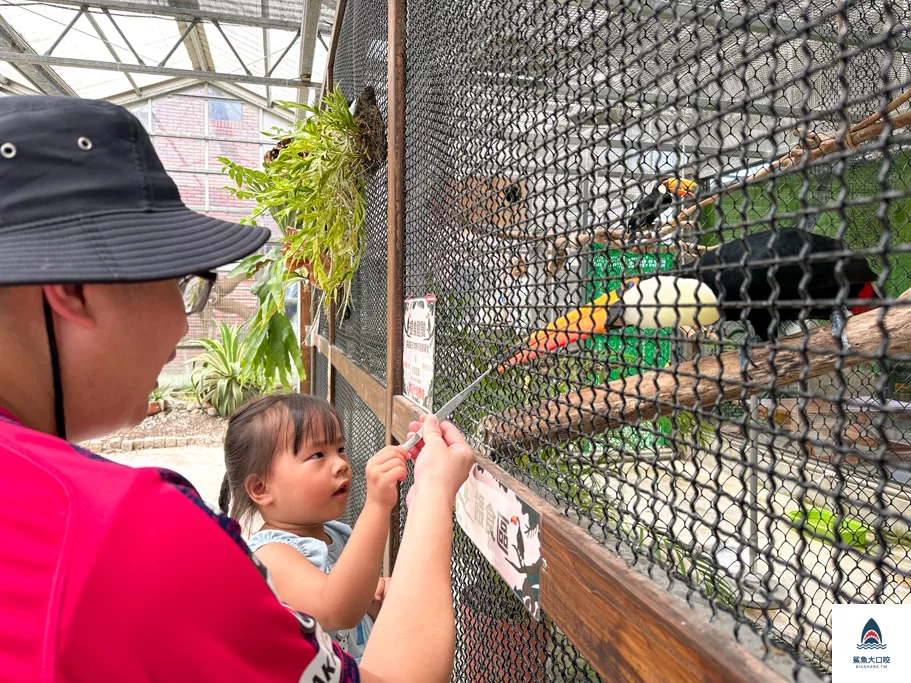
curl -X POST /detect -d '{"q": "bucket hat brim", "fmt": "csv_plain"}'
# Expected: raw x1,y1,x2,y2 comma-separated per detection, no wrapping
0,206,271,285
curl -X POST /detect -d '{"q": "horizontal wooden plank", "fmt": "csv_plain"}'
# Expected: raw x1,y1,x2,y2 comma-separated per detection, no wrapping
541,511,784,683
314,339,782,682
314,335,386,423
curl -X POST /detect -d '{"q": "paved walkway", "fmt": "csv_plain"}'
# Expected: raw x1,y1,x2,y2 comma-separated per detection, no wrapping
105,446,225,508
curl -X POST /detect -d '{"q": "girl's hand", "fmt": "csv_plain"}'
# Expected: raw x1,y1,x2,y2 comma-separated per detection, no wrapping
404,415,474,508
365,446,408,510
374,576,390,602
367,577,390,620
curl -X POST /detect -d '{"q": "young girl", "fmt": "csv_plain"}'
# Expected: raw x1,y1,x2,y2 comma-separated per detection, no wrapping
218,394,406,663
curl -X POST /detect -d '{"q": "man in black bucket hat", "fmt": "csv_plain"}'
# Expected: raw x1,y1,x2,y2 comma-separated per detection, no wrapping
0,96,473,682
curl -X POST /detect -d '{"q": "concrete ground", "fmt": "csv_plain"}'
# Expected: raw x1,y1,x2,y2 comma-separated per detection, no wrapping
105,446,226,508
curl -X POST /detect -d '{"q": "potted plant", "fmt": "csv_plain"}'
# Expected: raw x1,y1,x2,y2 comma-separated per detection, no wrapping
189,323,269,418
147,385,171,416
219,86,385,388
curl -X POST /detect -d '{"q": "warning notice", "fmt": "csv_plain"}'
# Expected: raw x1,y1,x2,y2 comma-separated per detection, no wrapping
403,294,436,410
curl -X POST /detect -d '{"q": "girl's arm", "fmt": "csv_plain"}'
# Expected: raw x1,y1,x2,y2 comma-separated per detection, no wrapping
255,446,407,631
359,416,475,683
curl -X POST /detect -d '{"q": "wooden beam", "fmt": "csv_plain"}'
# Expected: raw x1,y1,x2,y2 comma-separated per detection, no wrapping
541,509,784,683
314,335,386,421
323,0,347,97
300,286,313,394
480,291,911,453
312,335,784,681
327,301,337,403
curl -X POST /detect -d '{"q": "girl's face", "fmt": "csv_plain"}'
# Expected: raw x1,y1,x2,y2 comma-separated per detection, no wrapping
265,435,351,525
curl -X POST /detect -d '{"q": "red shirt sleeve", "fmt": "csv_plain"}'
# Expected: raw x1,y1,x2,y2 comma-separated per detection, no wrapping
57,471,360,683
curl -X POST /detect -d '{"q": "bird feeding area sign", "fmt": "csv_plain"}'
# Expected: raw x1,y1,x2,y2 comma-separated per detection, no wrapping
403,294,436,410
455,464,542,620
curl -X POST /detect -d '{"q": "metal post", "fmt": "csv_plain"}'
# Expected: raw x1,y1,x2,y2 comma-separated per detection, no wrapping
322,0,347,99
385,0,407,573
45,9,83,57
748,393,759,572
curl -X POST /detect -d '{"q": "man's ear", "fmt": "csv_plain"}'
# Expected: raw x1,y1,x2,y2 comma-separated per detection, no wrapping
246,474,274,507
42,285,95,330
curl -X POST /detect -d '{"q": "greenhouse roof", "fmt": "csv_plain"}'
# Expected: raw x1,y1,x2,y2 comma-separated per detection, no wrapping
0,0,333,102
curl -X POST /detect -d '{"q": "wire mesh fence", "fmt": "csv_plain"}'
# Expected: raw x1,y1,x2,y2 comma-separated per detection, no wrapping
335,374,385,527
331,0,390,381
328,0,911,679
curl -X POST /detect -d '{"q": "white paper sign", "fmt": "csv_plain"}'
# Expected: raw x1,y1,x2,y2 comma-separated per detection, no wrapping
455,464,542,620
403,294,436,410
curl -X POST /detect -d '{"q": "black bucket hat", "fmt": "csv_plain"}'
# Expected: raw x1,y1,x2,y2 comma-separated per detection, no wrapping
0,96,270,284
0,96,271,440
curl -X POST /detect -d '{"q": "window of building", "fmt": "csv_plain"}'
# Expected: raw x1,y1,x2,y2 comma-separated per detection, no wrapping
208,99,242,123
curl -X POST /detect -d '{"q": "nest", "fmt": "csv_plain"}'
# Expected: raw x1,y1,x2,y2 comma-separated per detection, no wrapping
353,86,387,175
261,87,387,175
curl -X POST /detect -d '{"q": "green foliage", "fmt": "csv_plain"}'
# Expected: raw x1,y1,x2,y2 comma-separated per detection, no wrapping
149,384,172,403
218,87,374,386
189,323,268,418
655,410,715,457
228,252,305,390
220,87,367,311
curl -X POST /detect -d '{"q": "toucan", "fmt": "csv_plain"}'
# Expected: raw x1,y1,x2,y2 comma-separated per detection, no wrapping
500,276,720,370
692,227,880,365
626,178,698,241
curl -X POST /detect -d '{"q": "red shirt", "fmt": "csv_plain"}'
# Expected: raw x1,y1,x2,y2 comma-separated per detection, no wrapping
0,407,359,682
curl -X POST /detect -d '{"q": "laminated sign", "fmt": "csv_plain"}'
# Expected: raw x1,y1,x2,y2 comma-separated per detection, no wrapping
403,294,436,410
455,464,542,620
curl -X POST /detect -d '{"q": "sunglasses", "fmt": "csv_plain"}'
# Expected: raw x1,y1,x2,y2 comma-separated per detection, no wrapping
178,271,217,315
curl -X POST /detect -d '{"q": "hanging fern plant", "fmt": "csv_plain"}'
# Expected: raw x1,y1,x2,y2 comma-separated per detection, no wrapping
218,86,386,387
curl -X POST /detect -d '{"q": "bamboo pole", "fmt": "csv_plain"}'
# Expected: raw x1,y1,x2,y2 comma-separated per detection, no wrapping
479,289,911,453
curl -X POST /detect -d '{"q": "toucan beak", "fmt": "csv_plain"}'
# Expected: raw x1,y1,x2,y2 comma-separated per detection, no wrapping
663,178,697,197
498,282,633,372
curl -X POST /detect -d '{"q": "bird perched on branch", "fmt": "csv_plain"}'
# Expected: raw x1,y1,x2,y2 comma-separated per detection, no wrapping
692,227,880,366
626,177,698,241
499,276,720,370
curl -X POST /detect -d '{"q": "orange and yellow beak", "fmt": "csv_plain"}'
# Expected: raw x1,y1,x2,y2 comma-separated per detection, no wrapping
498,278,639,372
662,178,697,197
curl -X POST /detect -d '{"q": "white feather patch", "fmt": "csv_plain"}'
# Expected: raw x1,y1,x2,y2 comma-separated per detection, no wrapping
621,276,720,328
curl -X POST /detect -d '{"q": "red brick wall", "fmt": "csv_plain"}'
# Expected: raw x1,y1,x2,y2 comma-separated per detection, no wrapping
146,89,290,386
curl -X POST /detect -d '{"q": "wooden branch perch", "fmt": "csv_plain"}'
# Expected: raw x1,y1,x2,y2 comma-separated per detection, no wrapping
674,103,911,226
479,289,911,453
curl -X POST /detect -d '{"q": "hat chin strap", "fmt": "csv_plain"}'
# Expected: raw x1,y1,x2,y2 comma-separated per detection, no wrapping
42,295,66,440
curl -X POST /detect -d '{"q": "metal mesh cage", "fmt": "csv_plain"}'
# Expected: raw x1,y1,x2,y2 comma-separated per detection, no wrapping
396,0,911,678
322,0,911,678
314,350,329,401
335,374,385,527
331,0,389,380
451,526,602,683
